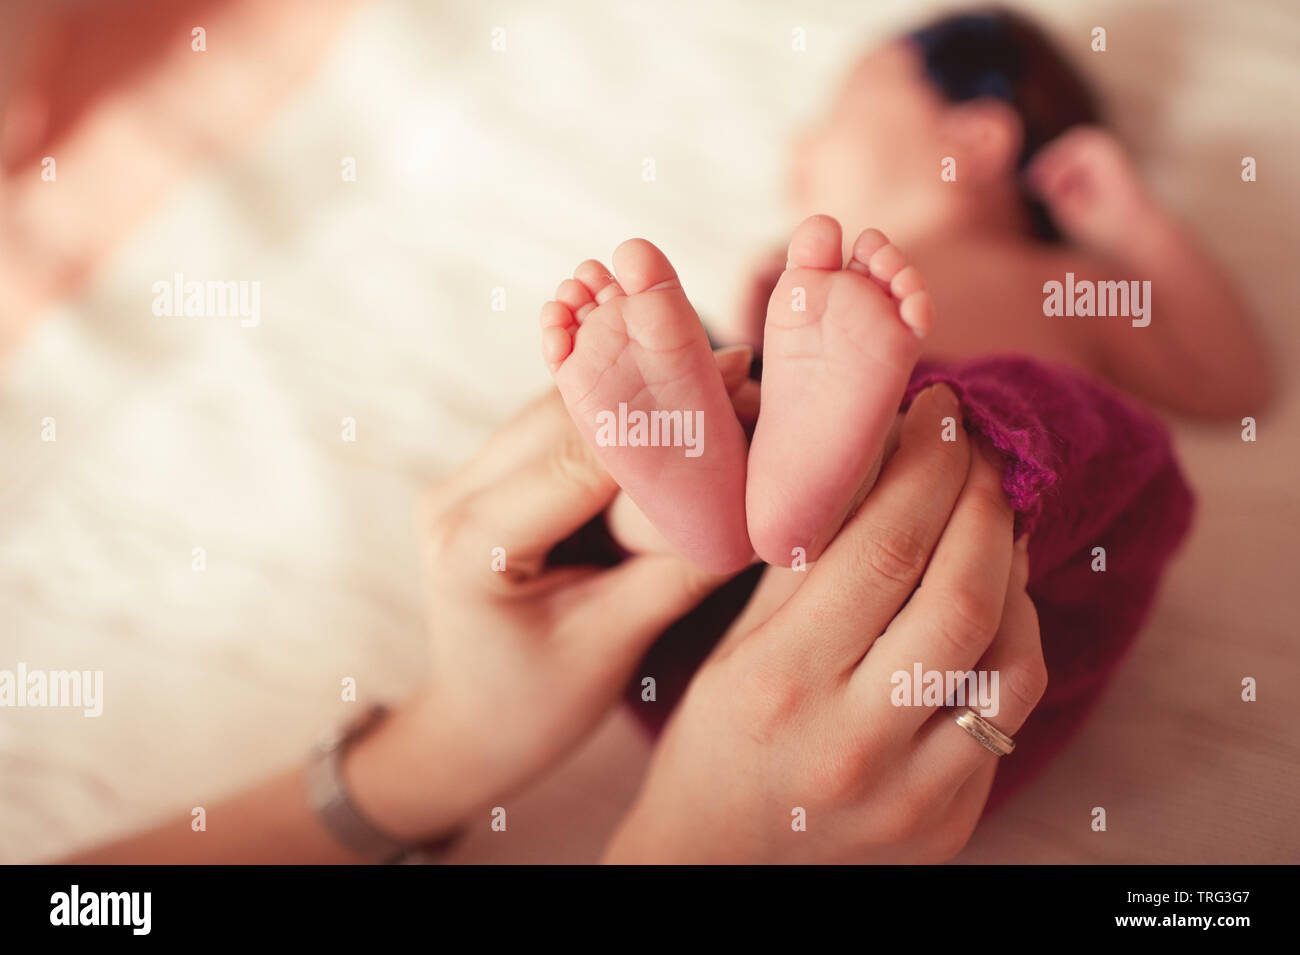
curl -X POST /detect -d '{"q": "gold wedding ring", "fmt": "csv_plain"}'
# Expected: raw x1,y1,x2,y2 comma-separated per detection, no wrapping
953,707,1016,756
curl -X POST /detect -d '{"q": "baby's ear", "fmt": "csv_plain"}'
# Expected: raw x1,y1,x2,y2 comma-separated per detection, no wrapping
939,99,1024,183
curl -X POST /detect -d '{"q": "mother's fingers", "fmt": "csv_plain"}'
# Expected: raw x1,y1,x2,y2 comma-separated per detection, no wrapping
425,346,753,527
712,411,906,661
907,541,1045,784
422,346,756,580
557,552,734,668
849,441,1016,738
427,422,618,580
421,388,572,520
749,384,970,676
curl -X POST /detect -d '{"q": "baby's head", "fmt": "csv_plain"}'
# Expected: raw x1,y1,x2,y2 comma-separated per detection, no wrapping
791,9,1098,243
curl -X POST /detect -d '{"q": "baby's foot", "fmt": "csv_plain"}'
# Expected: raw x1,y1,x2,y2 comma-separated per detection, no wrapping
747,214,932,565
540,239,752,573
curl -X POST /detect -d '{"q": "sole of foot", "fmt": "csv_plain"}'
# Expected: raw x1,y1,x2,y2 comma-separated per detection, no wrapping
540,238,753,573
747,214,932,566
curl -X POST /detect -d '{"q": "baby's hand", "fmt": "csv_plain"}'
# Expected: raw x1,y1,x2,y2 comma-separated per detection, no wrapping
1026,125,1157,252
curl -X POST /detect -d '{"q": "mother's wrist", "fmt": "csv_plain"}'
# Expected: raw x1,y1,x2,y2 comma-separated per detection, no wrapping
603,793,706,864
340,696,482,844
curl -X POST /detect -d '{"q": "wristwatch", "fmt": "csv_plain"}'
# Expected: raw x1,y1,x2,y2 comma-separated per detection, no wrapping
304,704,461,864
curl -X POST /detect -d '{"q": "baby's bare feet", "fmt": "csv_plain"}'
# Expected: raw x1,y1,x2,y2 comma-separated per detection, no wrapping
747,214,932,566
540,239,752,573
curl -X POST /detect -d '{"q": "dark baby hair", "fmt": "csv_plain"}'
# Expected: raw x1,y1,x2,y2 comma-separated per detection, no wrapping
909,9,1101,240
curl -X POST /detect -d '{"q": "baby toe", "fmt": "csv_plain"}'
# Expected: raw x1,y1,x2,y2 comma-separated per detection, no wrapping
575,259,625,304
556,278,595,319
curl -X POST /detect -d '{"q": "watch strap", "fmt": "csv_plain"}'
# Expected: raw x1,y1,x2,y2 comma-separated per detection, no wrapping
305,705,457,864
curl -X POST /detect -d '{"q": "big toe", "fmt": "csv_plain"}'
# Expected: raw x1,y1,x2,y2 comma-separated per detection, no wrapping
786,214,844,270
612,238,682,295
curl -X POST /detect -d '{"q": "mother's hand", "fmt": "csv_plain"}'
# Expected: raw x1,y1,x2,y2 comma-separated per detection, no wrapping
344,353,753,843
604,384,1046,863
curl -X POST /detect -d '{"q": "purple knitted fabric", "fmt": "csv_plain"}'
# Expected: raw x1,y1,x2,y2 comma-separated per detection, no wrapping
606,354,1195,811
900,355,1195,807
